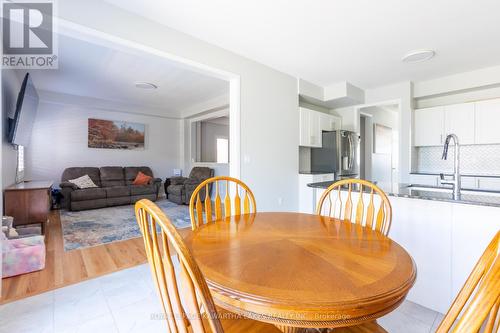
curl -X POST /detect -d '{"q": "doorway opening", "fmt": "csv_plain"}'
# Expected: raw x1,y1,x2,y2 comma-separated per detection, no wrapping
358,102,400,192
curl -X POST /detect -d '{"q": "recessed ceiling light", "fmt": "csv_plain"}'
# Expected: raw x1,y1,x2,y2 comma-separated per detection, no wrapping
402,49,435,63
134,82,158,89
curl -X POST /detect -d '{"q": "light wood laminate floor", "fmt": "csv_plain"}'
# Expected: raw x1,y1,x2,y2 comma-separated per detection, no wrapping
1,210,189,304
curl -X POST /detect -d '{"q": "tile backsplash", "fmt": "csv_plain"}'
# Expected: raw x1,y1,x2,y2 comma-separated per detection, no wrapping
416,144,500,175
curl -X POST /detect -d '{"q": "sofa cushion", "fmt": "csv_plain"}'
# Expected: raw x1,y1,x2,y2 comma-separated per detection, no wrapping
133,171,152,185
167,184,184,196
71,199,107,211
105,186,130,198
130,184,156,195
100,166,125,187
69,175,98,189
106,196,130,207
125,167,154,185
131,194,157,203
71,188,106,201
62,167,101,187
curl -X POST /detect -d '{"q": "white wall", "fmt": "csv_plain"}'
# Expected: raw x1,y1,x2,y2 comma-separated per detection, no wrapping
413,64,500,109
26,97,182,185
201,122,229,162
0,68,20,295
62,2,299,211
2,70,21,189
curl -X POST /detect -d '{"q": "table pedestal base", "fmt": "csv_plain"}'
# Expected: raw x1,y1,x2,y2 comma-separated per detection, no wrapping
274,325,304,333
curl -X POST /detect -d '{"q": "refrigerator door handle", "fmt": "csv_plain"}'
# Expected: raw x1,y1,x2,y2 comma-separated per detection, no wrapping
348,134,353,169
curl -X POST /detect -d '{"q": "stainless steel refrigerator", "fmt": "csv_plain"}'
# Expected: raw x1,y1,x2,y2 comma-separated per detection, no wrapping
310,130,360,178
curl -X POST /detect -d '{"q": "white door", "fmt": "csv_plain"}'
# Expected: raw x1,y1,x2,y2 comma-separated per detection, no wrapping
444,103,475,145
414,106,445,146
475,98,500,144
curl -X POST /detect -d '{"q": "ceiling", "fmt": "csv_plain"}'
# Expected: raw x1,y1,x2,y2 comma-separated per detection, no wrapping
24,34,229,118
104,0,500,89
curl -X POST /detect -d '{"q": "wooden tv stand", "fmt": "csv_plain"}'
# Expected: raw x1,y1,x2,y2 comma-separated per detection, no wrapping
4,180,53,234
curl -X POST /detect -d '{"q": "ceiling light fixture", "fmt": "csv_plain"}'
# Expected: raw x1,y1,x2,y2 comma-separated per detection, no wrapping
134,82,158,89
402,49,435,63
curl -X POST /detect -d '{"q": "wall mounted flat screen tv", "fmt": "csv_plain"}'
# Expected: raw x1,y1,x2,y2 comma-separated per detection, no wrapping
8,73,39,147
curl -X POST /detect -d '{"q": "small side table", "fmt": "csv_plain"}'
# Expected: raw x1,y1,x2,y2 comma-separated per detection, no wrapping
4,180,53,234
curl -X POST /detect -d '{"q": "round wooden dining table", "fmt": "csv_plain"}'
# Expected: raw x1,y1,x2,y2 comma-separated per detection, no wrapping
184,212,416,332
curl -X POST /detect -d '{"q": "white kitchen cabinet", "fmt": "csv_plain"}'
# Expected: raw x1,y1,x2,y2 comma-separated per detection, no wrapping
477,177,500,191
299,107,340,147
299,108,310,147
299,107,321,147
409,174,439,186
475,98,500,144
460,176,477,189
309,110,321,147
444,103,475,145
320,112,341,132
414,106,445,146
298,173,335,213
415,98,500,147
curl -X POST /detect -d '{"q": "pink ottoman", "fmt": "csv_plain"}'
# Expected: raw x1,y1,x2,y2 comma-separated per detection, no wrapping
2,233,46,278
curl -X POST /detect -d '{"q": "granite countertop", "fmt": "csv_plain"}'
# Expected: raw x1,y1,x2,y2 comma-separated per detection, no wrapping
299,171,335,175
411,172,500,178
307,181,500,207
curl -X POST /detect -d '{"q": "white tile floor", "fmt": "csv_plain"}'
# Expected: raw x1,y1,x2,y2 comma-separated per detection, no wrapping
0,264,443,333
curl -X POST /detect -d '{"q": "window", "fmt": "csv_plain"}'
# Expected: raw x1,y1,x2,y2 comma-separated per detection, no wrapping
216,137,229,163
16,145,25,183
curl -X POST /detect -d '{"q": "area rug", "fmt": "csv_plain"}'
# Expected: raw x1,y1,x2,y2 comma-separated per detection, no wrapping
60,199,191,251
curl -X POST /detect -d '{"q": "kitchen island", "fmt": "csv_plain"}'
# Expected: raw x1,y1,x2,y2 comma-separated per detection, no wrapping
307,181,500,314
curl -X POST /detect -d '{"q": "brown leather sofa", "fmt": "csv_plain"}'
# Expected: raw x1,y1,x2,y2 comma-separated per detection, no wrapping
165,167,214,204
60,166,162,211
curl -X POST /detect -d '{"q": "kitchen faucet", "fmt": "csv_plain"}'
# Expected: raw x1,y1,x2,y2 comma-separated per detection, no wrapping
439,134,461,200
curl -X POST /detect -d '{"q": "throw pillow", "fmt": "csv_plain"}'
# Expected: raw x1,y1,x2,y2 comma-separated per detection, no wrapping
69,175,98,189
133,171,152,185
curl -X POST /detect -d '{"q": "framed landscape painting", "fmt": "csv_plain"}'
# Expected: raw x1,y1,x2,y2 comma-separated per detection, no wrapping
88,118,145,150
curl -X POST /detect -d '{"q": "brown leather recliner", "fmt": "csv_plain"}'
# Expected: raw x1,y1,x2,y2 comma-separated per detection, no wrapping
165,167,214,205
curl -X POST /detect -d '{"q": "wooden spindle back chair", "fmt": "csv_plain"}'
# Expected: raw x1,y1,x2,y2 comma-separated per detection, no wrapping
316,179,392,235
436,231,500,333
189,176,256,230
135,199,224,333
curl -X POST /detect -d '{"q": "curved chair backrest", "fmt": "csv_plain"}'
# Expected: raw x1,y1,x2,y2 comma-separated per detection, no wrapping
316,179,392,235
135,199,224,333
436,231,500,333
189,176,256,230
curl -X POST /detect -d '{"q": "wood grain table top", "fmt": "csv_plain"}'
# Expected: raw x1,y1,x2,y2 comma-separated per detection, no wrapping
185,212,416,328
